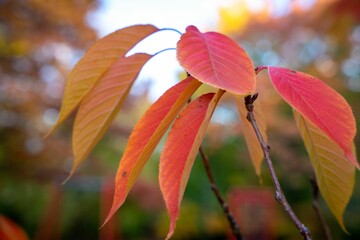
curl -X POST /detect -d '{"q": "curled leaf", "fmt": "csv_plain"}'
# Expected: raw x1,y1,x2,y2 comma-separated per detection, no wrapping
177,25,255,95
159,90,224,239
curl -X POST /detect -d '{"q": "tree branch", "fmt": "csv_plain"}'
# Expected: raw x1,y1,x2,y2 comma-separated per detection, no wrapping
199,146,243,240
310,178,332,240
244,94,312,240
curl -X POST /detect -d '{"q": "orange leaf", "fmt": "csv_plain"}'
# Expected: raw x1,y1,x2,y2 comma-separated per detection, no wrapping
236,96,267,177
0,215,29,240
268,67,359,168
70,53,152,176
177,26,255,95
103,76,202,226
294,110,356,231
159,90,225,239
47,24,158,135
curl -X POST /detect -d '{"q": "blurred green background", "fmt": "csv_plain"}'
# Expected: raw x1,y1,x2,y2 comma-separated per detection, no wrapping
0,0,359,239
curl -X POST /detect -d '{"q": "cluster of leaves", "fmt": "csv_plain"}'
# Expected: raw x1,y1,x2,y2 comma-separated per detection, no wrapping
48,24,359,239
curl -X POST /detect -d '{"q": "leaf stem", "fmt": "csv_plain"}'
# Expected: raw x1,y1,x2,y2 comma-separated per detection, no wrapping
159,27,183,35
153,48,177,57
244,94,312,240
310,178,332,240
199,146,243,240
254,66,268,74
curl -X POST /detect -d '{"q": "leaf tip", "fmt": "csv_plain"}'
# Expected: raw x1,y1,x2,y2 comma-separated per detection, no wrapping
165,216,177,240
61,171,75,185
43,123,59,139
101,181,129,229
338,217,350,235
62,157,80,184
346,151,360,170
185,25,199,33
99,212,112,230
100,199,121,230
42,129,53,139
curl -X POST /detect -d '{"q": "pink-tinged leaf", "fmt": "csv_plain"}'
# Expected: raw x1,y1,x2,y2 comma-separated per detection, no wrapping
70,53,152,177
177,25,255,95
159,90,225,239
268,66,359,168
236,96,267,177
103,77,202,226
47,24,158,136
294,110,355,232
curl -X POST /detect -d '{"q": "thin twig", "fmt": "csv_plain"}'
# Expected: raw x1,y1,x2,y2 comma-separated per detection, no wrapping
310,178,332,240
199,146,243,240
244,94,312,240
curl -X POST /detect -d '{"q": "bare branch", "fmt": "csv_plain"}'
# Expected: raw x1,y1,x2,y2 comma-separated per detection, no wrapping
310,178,333,240
244,94,312,240
199,146,243,240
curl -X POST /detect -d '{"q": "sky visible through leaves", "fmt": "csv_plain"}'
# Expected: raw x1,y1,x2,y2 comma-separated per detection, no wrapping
1,0,359,239
87,0,316,100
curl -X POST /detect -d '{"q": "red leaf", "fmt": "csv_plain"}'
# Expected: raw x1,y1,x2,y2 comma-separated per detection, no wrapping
177,26,255,95
268,66,358,168
71,53,152,177
103,77,202,226
159,90,224,239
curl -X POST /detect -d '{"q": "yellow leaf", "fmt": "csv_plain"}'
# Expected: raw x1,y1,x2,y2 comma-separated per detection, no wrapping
70,53,152,177
236,96,267,177
46,24,158,136
294,110,355,232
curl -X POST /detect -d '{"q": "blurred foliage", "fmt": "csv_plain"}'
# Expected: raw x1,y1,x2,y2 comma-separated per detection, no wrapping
0,0,359,239
0,0,98,175
218,0,360,239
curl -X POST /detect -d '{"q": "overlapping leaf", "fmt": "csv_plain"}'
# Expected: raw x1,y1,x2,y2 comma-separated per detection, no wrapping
103,77,202,226
159,90,225,239
71,53,152,176
236,96,267,176
47,24,158,135
177,25,255,95
293,110,356,231
268,66,359,168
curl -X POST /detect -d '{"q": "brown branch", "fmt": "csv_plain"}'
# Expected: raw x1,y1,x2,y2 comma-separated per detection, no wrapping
310,178,332,240
199,146,243,240
244,94,312,240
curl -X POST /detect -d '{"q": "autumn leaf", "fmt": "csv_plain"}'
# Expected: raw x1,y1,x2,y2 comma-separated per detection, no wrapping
293,110,356,231
159,90,225,239
47,24,158,135
0,215,29,240
103,76,202,226
236,96,267,177
177,25,255,95
267,66,359,168
70,53,152,177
